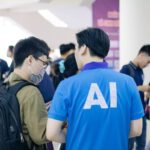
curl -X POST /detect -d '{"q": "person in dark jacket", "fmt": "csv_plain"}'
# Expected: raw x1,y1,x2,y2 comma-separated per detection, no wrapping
7,45,15,75
0,58,9,81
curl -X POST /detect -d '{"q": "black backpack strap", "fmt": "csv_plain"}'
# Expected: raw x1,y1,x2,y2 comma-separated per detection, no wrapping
9,81,34,95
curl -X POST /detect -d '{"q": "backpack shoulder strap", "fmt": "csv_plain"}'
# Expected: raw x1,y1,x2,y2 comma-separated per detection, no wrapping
9,81,35,95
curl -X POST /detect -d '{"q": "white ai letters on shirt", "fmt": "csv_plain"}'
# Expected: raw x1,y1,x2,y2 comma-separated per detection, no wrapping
83,83,117,109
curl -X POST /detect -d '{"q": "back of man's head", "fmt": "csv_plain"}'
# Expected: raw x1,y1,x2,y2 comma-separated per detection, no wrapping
14,36,50,68
59,43,75,55
138,45,150,56
76,27,110,58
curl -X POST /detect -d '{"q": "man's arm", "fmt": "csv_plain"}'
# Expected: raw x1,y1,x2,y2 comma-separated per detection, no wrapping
138,85,150,100
138,85,150,92
129,118,142,138
46,80,68,143
46,118,67,143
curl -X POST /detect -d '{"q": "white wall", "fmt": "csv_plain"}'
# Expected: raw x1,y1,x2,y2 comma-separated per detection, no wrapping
120,0,150,84
0,16,31,65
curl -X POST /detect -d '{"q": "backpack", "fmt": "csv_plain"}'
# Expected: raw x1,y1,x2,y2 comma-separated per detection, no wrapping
0,81,33,150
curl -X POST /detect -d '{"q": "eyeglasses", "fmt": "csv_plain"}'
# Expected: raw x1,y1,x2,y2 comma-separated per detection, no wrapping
36,58,50,68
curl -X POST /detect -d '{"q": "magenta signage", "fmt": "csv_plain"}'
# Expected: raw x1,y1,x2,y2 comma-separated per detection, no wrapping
93,0,119,69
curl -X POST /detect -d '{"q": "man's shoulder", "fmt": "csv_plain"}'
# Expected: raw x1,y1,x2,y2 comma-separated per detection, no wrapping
17,83,41,97
120,63,131,70
20,83,38,91
62,68,133,82
15,81,43,104
120,63,132,74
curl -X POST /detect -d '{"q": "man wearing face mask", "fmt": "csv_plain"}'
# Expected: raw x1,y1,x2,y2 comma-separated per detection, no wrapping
8,37,50,150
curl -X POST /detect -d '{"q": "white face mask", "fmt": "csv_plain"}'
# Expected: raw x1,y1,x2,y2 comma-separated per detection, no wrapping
29,68,45,85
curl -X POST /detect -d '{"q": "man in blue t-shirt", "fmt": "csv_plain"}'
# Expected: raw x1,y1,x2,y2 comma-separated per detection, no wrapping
46,28,144,150
120,45,150,150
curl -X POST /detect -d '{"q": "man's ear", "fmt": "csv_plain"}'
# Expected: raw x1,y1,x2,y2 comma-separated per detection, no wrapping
25,55,33,65
80,45,87,55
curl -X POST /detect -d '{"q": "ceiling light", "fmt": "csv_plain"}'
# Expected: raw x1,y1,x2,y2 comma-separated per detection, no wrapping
38,9,68,28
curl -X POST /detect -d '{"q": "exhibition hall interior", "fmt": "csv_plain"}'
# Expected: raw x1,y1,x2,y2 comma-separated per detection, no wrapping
0,0,150,150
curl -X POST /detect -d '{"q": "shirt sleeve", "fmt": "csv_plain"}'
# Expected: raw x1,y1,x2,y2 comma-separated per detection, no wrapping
128,78,144,120
48,80,68,121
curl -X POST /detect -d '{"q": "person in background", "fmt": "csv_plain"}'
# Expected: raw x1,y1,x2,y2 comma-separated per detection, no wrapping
120,45,150,150
0,58,9,81
7,45,14,75
59,43,75,59
46,27,144,150
50,43,76,89
50,60,64,89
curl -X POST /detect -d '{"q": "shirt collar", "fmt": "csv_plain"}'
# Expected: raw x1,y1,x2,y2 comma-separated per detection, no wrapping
129,61,142,71
81,62,108,71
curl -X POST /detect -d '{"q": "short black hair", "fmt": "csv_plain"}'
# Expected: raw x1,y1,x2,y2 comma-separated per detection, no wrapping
8,45,14,53
14,36,50,68
138,45,150,56
59,43,75,55
76,27,110,58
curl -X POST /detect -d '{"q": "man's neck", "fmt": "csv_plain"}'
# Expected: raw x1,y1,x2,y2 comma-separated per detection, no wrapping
132,58,140,68
14,68,29,81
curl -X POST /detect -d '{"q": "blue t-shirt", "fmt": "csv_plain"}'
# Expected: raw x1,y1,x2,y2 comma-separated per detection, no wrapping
48,62,144,150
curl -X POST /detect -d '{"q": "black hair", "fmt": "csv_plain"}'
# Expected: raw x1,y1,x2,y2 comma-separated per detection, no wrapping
59,43,75,55
138,45,150,56
8,45,14,53
14,36,50,67
76,27,110,58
